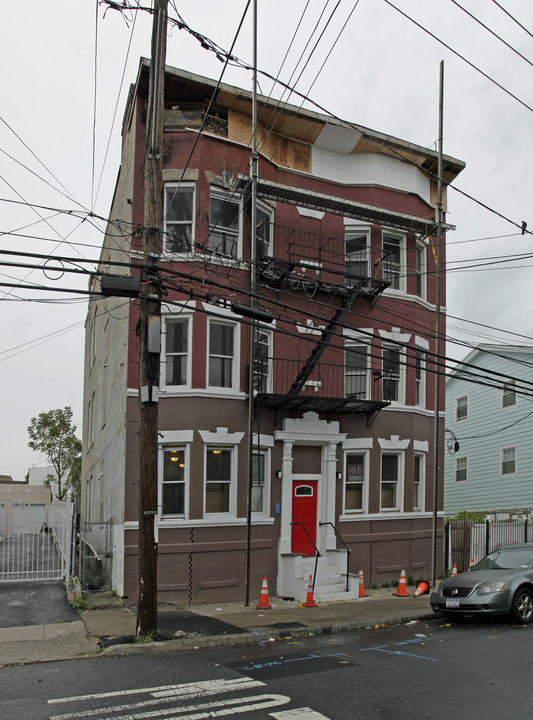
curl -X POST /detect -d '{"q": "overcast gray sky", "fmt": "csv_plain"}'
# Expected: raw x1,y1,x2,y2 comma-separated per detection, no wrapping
1,0,532,482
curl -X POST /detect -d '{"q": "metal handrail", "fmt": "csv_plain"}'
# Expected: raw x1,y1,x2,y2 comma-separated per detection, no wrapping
319,521,351,592
291,522,321,590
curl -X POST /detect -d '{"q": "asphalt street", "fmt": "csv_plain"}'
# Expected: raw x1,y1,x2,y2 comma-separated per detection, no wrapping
0,616,532,719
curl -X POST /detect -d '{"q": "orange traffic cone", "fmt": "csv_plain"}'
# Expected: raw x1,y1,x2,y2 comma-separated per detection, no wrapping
358,569,365,598
451,564,458,576
302,574,318,607
414,581,429,597
468,558,474,571
392,568,411,597
256,577,271,609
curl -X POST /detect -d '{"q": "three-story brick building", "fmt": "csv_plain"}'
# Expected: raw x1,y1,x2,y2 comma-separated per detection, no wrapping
81,59,465,603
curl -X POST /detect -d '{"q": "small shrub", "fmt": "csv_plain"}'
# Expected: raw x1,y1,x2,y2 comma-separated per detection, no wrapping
71,597,88,612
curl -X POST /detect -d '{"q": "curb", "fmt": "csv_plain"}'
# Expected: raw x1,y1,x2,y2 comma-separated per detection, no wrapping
98,611,435,657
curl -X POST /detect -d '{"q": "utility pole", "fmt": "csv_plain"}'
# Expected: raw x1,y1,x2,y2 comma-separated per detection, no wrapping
244,0,259,607
431,60,444,589
137,0,168,637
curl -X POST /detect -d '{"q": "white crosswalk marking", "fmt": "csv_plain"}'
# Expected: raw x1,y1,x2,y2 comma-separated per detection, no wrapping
270,709,331,719
49,678,263,705
50,685,268,720
48,676,331,720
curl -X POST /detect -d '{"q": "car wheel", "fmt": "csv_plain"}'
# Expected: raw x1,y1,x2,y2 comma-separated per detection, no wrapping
512,588,533,624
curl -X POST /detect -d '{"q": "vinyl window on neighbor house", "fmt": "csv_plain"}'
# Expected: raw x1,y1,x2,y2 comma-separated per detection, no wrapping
413,453,424,510
345,344,369,399
345,230,369,287
205,447,233,514
455,456,467,483
209,190,240,258
164,317,189,387
502,380,517,408
381,453,401,511
161,448,186,516
383,346,402,402
382,233,404,290
501,446,516,476
456,395,468,421
344,453,366,513
208,320,236,389
164,185,195,253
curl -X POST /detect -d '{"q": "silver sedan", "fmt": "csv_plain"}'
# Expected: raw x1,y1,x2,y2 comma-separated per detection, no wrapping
431,544,533,623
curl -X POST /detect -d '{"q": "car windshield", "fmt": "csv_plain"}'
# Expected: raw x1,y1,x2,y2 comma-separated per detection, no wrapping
473,548,533,571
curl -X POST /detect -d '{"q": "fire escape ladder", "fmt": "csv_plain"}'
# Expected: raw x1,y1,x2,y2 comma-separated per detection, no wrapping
288,288,360,398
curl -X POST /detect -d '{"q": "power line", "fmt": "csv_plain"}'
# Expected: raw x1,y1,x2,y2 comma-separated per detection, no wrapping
383,0,533,114
449,0,533,69
490,0,533,41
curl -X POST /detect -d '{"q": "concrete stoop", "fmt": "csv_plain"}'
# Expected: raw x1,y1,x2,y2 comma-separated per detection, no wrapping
299,556,358,603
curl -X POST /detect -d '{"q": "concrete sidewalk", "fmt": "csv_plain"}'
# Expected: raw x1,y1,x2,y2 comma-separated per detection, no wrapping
0,585,435,666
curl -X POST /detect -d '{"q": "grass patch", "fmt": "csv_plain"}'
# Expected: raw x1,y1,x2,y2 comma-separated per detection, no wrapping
135,632,155,644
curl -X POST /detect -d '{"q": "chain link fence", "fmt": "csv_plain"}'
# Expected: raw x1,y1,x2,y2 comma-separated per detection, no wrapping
78,520,112,591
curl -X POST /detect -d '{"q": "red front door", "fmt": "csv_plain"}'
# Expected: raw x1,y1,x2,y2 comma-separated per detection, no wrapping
291,480,318,555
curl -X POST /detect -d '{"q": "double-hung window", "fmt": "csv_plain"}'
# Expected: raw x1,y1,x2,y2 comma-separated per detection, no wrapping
456,395,468,421
87,391,95,448
251,451,267,513
256,204,273,259
345,344,369,399
345,230,369,288
381,453,401,511
383,346,402,402
253,327,272,393
209,190,240,258
164,185,195,254
501,446,516,476
344,453,366,513
413,453,424,510
414,350,425,407
383,233,404,290
208,320,236,389
161,448,186,516
164,317,189,387
455,456,467,483
205,446,233,514
415,242,426,298
502,381,517,408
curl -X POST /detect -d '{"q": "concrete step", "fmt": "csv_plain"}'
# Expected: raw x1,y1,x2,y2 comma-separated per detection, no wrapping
313,581,347,595
315,589,359,603
313,570,343,584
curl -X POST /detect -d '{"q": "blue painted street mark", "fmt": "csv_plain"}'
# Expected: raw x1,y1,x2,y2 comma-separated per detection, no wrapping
237,652,346,672
361,637,437,661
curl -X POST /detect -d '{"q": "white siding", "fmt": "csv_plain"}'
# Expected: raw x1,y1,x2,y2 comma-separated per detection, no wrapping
311,148,431,203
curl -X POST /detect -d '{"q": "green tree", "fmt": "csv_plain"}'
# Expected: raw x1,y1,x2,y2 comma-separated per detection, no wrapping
27,406,82,502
